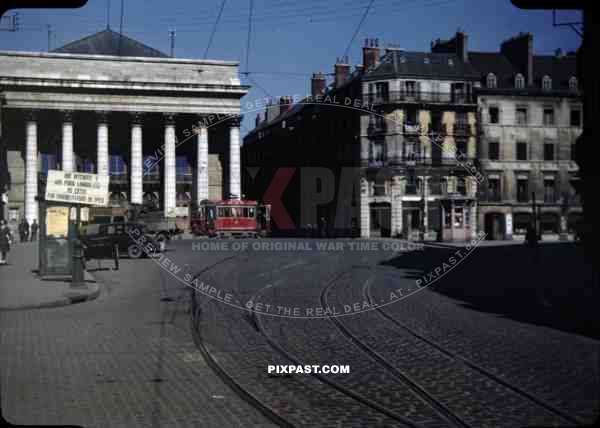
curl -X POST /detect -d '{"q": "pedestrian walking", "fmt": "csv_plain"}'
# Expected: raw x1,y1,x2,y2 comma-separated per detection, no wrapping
22,218,29,242
18,218,26,242
0,219,12,265
30,219,39,241
320,217,329,238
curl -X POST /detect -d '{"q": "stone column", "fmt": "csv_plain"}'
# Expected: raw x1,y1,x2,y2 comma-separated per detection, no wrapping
360,177,370,238
470,177,478,239
228,116,241,200
130,113,143,205
164,114,177,217
25,111,38,224
61,110,74,172
423,176,429,237
391,176,403,238
196,124,209,204
450,199,455,241
505,212,513,240
96,111,109,177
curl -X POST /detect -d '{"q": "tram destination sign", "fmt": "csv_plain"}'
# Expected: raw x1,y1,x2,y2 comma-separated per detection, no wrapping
45,170,109,206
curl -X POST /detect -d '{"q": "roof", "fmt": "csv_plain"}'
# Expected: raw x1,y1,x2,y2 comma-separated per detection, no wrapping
363,50,480,81
52,29,169,58
246,68,363,138
468,52,519,88
469,51,578,91
532,54,577,90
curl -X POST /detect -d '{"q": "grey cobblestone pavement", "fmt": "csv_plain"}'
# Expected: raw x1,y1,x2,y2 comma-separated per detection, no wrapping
0,248,277,428
1,239,598,427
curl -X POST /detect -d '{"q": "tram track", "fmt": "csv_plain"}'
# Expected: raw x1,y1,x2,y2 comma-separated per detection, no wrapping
186,254,297,428
249,277,424,428
359,264,585,427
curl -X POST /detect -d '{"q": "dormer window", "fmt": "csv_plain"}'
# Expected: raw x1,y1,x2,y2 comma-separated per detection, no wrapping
399,56,406,63
542,75,552,91
448,58,454,66
569,76,578,91
515,73,525,89
486,73,497,89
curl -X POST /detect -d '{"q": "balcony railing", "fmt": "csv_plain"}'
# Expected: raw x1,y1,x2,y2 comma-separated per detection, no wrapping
453,122,472,135
364,91,475,105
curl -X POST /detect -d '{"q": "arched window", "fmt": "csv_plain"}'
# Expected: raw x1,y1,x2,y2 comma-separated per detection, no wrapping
569,76,578,91
542,75,552,91
486,73,497,89
515,73,525,89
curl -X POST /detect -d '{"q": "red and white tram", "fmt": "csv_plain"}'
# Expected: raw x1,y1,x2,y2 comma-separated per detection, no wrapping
190,200,271,238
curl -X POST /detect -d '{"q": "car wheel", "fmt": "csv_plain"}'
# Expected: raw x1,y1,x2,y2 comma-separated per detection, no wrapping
127,244,143,259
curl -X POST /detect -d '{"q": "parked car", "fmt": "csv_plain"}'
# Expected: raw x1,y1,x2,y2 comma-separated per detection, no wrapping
81,222,163,260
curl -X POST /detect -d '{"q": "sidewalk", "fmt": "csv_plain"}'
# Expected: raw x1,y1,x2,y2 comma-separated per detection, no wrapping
0,242,100,311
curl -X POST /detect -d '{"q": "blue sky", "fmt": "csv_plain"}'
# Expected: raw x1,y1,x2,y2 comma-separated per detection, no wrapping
0,0,582,135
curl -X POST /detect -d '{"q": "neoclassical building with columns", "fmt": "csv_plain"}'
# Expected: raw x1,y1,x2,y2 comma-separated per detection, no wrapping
0,29,248,224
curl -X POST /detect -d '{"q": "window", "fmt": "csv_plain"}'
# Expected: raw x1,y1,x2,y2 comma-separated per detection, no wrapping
569,76,578,91
456,139,467,158
454,207,464,227
543,108,554,126
486,73,497,88
489,106,499,124
516,142,527,161
143,156,159,176
570,109,581,127
405,108,418,126
542,75,552,91
516,107,528,125
375,82,389,102
369,140,384,166
109,155,125,174
488,178,501,201
406,174,418,195
514,213,532,234
405,81,417,97
515,73,525,89
456,177,467,196
404,139,420,161
489,141,499,160
544,143,554,161
544,179,556,202
41,154,57,174
517,179,529,202
176,156,191,179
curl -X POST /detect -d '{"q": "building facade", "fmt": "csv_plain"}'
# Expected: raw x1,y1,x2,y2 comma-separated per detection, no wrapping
360,34,480,240
243,32,582,241
471,33,582,241
0,29,248,226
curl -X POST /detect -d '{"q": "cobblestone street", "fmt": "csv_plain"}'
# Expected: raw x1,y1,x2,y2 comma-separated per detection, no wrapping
1,240,598,427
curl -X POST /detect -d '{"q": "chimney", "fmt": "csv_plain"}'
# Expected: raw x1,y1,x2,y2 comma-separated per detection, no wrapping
500,32,533,85
255,113,261,127
431,31,468,62
362,38,380,70
278,96,293,116
311,72,326,97
265,99,279,122
456,31,468,62
334,57,350,89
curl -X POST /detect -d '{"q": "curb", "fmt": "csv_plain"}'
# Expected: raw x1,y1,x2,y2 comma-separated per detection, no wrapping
0,273,101,312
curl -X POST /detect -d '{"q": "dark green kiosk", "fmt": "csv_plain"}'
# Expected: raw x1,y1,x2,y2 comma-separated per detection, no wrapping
38,170,109,286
